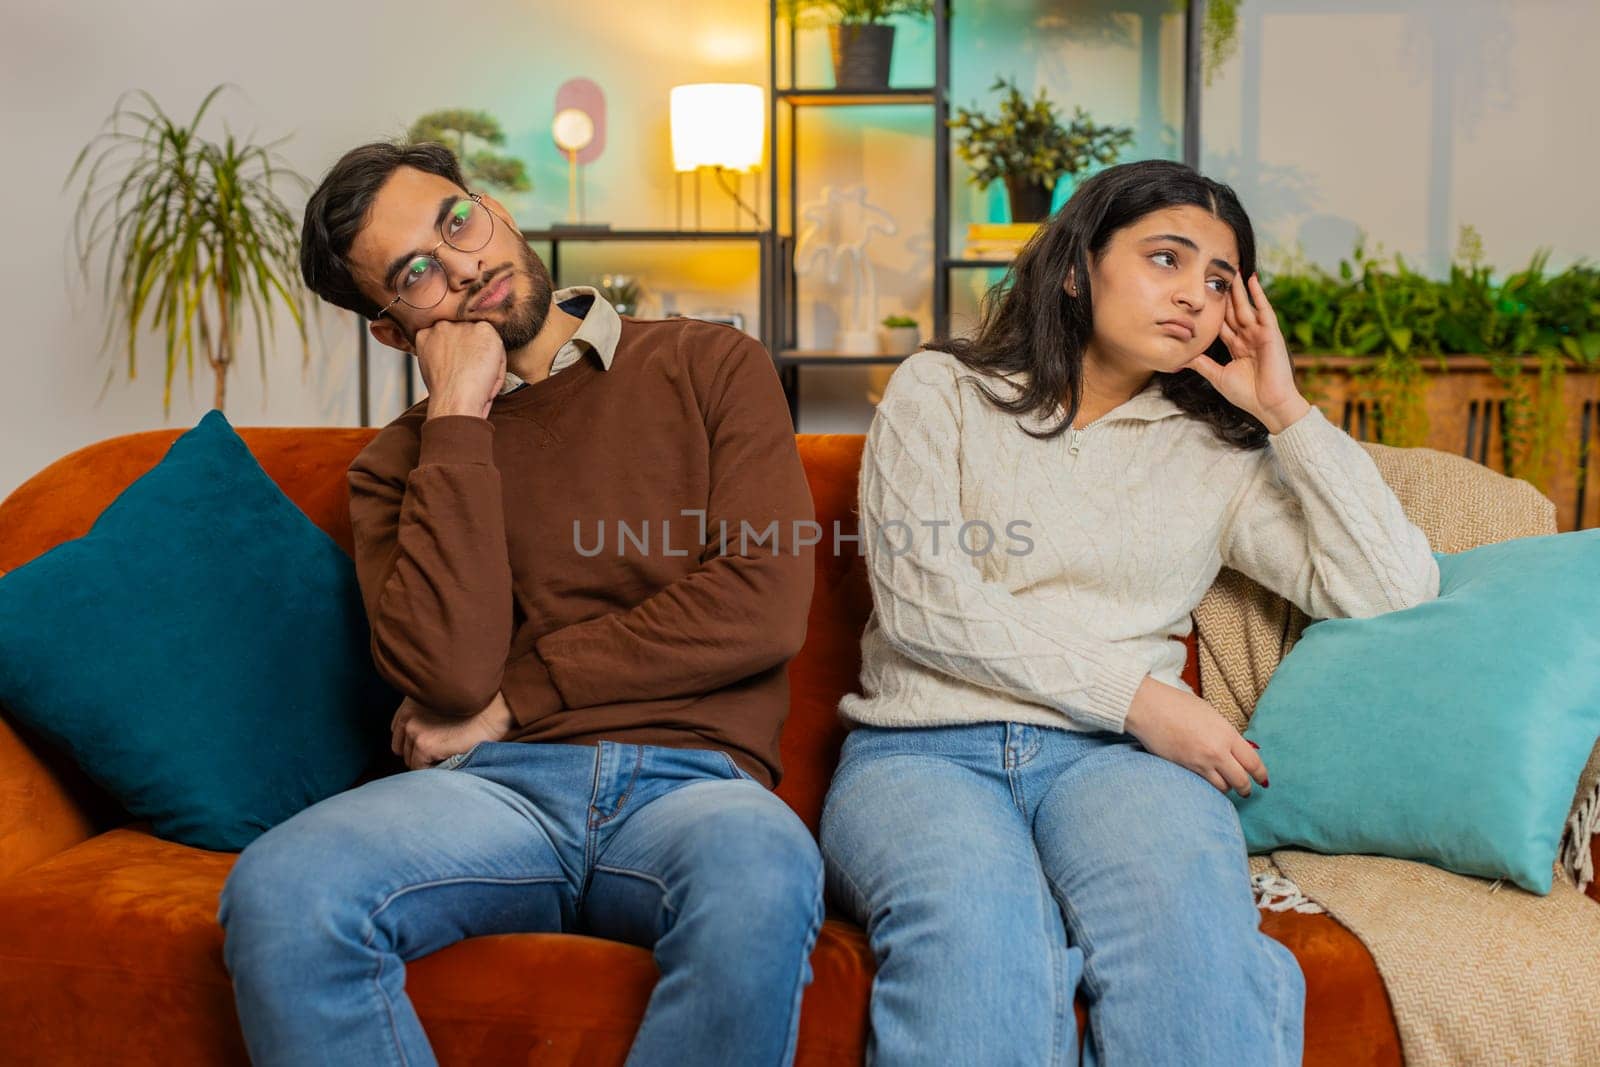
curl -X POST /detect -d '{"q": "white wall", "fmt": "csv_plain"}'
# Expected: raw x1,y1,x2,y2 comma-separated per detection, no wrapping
3,0,1596,500
1200,0,1600,276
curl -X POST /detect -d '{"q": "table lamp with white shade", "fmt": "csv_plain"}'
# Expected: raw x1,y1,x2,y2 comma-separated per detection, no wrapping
669,83,765,231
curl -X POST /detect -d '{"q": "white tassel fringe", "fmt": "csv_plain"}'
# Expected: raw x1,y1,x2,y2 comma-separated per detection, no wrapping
1559,778,1600,894
1251,872,1325,914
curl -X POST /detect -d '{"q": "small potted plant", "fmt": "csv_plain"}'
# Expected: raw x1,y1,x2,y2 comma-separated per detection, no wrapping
782,1,935,90
879,314,920,354
948,76,1135,223
596,274,643,316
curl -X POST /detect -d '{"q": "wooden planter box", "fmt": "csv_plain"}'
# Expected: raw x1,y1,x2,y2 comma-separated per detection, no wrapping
1293,356,1600,532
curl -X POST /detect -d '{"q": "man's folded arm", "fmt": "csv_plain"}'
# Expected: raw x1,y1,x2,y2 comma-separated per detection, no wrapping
348,416,515,718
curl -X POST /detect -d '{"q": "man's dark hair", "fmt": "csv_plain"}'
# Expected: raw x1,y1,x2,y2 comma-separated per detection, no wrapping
931,159,1269,451
299,141,466,319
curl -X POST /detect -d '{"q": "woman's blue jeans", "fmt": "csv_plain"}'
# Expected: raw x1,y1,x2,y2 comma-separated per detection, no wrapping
820,723,1305,1066
217,740,825,1067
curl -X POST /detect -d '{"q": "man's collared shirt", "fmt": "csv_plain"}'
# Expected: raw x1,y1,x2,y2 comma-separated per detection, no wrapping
498,285,621,394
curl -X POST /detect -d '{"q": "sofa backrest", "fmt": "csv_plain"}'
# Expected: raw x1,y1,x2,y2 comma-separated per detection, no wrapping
0,427,1200,840
0,426,374,572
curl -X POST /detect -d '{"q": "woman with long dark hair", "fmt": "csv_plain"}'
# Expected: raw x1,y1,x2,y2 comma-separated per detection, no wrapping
821,159,1439,1064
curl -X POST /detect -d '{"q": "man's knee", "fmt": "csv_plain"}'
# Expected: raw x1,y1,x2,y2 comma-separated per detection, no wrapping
697,794,822,914
218,823,347,936
637,786,823,946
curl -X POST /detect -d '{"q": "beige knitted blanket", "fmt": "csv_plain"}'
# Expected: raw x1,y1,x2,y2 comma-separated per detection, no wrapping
1195,442,1600,1063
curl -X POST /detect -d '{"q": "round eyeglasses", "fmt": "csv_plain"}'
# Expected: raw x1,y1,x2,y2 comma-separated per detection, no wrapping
371,193,496,321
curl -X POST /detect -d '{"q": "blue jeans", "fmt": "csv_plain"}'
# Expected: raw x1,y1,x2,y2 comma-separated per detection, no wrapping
820,723,1304,1066
217,740,825,1067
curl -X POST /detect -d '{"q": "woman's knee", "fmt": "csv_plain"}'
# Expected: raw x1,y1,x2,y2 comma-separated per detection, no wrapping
1043,745,1250,871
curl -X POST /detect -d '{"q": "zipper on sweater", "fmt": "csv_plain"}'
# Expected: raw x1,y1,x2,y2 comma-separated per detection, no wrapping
1068,412,1110,456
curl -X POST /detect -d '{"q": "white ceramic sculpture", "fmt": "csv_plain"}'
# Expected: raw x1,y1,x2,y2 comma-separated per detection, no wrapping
793,184,899,354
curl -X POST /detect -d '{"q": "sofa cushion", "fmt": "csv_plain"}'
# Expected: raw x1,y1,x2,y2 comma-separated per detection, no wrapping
1234,530,1600,893
0,411,395,852
0,826,871,1065
0,824,1397,1066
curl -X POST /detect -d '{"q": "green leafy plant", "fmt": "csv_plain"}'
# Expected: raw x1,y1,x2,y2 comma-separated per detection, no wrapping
781,0,933,28
1184,0,1244,85
882,314,917,328
948,77,1135,193
65,84,312,414
1205,0,1243,82
406,110,531,192
1263,227,1600,484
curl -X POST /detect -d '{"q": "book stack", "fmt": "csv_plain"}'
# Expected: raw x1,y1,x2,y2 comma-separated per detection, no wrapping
961,222,1042,261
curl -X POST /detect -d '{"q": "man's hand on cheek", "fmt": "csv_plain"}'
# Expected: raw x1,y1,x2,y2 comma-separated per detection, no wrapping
415,320,507,421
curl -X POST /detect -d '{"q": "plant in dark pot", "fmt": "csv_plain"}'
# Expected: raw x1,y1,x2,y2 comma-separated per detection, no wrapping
949,76,1134,223
783,1,935,90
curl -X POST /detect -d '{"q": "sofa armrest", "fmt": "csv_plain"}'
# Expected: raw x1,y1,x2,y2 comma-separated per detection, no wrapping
0,708,101,881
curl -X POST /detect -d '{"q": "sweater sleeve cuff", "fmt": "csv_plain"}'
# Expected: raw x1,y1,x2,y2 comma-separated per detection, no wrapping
500,650,565,727
418,415,496,466
1076,657,1151,734
1265,403,1333,471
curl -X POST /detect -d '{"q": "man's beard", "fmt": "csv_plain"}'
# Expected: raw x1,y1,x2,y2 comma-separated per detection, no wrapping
493,238,554,352
406,238,553,351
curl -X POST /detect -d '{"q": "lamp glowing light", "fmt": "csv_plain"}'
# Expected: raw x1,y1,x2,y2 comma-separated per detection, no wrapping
670,83,764,173
669,83,765,229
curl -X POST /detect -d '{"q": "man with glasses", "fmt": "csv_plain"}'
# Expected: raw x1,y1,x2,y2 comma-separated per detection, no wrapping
216,141,823,1066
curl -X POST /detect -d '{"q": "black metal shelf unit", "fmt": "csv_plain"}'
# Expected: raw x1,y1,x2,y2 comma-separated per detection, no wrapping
764,0,1206,423
764,0,952,424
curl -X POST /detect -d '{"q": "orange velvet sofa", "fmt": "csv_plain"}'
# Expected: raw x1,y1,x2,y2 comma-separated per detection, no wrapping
7,426,1585,1065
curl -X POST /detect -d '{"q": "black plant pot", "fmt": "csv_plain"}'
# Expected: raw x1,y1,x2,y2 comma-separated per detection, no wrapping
1004,175,1057,223
829,23,895,89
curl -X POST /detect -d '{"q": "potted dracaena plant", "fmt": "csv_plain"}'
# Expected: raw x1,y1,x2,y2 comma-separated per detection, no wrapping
66,84,312,414
948,76,1135,224
783,1,935,90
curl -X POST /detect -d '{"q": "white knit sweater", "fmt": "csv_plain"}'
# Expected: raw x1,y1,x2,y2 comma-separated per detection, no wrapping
839,349,1441,734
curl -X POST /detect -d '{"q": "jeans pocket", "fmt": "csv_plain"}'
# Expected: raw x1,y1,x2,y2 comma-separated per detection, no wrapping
719,752,760,783
437,742,486,771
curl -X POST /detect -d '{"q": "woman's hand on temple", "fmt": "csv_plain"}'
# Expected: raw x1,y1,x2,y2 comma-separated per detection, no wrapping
1184,273,1311,435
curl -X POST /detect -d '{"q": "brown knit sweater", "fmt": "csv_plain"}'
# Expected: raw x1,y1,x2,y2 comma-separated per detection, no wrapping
347,317,815,787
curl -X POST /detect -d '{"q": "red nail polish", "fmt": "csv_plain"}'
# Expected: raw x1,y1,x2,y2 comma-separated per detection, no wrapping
1263,779,1270,788
1247,740,1260,749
